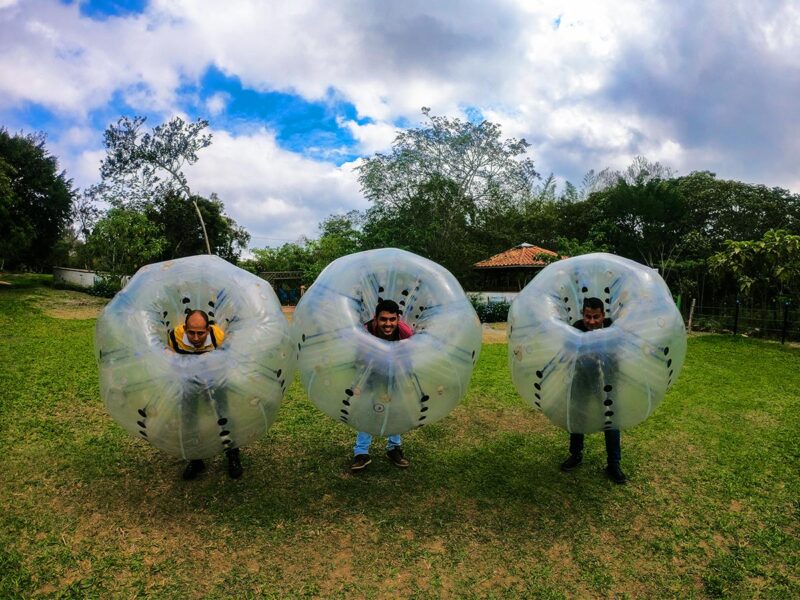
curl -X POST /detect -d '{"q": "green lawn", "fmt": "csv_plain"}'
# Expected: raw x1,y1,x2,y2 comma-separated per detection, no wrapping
1,276,798,598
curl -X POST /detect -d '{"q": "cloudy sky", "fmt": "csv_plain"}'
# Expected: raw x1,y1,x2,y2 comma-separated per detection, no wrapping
2,0,799,248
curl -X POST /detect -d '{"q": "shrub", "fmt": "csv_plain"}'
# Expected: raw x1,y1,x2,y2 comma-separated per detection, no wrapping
469,296,510,323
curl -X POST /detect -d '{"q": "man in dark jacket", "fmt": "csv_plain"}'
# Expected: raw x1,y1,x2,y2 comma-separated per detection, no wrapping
561,297,626,484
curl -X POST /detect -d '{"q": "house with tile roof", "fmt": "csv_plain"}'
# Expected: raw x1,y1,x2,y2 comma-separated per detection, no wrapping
472,243,561,293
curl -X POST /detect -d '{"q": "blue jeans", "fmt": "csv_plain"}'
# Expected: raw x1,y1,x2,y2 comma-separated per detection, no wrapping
354,431,402,456
569,430,621,465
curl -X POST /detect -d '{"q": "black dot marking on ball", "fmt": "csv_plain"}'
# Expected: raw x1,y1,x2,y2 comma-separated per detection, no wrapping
340,416,348,422
137,420,146,428
378,286,384,292
603,384,612,392
345,388,354,396
165,321,170,326
139,430,147,437
535,393,541,400
419,306,425,311
297,343,301,351
399,300,405,306
581,286,588,293
276,369,282,377
421,394,429,402
667,359,673,367
605,298,610,304
603,425,613,430
421,406,429,412
536,370,543,378
605,410,614,417
226,318,230,322
401,289,409,296
563,297,569,303
340,409,348,415
138,408,147,417
604,399,613,406
208,301,215,307
162,311,168,318
567,307,571,312
184,308,191,315
604,287,610,293
535,401,541,407
218,418,228,426
419,415,427,421
534,383,541,390
208,311,215,317
182,297,190,304
471,350,475,358
378,297,383,302
669,369,674,377
302,333,306,342
664,346,670,355
343,399,350,406
280,380,285,388
416,314,421,319
219,430,231,436
209,320,216,325
223,439,232,445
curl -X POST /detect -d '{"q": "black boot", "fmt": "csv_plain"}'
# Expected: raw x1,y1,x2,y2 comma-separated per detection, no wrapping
226,448,243,479
560,453,583,472
605,463,627,484
182,459,206,480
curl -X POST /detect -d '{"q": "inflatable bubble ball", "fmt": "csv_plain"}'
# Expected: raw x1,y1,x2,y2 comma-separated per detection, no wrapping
293,248,482,436
508,253,686,434
95,255,294,459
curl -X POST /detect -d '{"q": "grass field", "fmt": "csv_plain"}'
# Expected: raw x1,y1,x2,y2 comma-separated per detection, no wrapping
1,274,798,598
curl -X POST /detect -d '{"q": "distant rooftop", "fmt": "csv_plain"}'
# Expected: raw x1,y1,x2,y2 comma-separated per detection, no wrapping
474,243,559,269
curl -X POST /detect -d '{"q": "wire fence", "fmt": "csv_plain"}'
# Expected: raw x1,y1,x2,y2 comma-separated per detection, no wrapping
684,299,797,344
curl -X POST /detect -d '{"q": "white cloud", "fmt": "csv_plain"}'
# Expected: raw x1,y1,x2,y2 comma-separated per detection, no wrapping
184,128,365,246
2,0,799,248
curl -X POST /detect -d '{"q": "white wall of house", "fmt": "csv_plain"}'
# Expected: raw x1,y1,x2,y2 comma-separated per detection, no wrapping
53,267,102,288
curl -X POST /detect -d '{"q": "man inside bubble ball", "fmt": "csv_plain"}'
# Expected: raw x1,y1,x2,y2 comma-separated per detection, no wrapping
561,297,627,484
167,309,243,481
350,299,413,472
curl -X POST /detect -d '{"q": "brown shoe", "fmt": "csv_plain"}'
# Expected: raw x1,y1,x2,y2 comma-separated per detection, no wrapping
351,454,371,472
386,447,409,468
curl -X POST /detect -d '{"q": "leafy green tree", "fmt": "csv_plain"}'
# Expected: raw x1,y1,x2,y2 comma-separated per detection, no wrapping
0,130,76,270
146,192,250,262
86,207,166,275
357,108,538,212
92,116,214,253
710,229,800,299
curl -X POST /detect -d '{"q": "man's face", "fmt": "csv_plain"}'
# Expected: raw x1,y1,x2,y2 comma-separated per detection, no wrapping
582,307,605,330
376,310,399,338
185,314,210,348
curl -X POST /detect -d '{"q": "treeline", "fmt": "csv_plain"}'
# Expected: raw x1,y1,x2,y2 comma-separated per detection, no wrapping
1,119,248,276
244,111,800,306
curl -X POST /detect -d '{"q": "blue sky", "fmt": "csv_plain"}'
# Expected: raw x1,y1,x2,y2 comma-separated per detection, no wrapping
2,0,799,247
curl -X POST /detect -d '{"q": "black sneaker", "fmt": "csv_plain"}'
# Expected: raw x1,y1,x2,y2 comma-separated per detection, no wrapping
182,459,206,480
351,454,371,471
606,463,627,484
226,448,243,479
560,453,583,472
386,447,410,468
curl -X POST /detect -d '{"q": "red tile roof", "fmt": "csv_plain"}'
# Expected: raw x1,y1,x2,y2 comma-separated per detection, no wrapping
474,243,559,268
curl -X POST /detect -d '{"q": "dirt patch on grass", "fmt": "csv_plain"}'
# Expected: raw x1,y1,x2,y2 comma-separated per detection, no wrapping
482,323,507,344
36,290,108,320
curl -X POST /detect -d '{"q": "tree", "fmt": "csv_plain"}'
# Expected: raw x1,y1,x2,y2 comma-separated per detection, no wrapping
92,116,214,253
357,108,539,280
710,229,800,300
0,130,76,270
357,107,538,214
86,207,166,275
146,192,250,263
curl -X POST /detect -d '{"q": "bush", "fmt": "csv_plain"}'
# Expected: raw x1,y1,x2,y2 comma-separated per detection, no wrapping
469,296,510,323
88,276,122,298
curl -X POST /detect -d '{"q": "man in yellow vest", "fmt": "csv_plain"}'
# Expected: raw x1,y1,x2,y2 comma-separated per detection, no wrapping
167,310,242,480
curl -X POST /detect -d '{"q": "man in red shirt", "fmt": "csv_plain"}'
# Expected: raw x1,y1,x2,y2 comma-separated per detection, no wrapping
351,299,413,472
